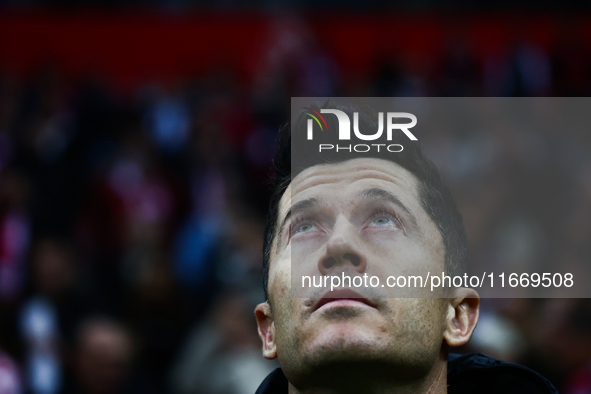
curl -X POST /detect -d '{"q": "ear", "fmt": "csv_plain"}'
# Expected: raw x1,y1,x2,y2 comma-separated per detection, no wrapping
443,288,480,348
255,302,277,359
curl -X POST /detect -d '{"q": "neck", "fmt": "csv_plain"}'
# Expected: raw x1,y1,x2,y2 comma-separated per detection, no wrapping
287,358,447,394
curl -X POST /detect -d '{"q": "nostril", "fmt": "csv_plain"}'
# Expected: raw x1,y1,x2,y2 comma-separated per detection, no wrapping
323,257,336,269
344,253,361,267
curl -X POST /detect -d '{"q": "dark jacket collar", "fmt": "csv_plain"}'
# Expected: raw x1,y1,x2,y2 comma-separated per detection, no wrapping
255,367,288,394
255,353,558,394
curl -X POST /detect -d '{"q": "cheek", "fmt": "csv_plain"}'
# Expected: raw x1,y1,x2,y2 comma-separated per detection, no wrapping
269,247,292,300
361,226,405,244
268,252,299,337
390,299,447,351
368,241,442,281
398,236,445,276
268,267,306,365
291,236,326,267
420,221,446,270
290,236,326,279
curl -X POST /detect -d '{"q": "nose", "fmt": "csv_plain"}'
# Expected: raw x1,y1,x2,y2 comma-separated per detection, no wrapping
318,215,367,276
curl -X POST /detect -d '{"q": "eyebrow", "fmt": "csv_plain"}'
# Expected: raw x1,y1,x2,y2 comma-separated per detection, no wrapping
360,187,419,230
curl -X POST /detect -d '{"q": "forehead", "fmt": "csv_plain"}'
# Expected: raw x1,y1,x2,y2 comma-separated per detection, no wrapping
281,158,422,214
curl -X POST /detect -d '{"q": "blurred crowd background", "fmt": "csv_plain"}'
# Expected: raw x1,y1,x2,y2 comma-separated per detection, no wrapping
0,8,591,394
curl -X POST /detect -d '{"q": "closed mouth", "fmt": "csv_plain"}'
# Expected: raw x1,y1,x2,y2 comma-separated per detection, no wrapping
312,288,377,312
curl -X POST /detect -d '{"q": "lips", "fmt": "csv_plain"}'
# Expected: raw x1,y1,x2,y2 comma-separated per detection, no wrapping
312,289,377,312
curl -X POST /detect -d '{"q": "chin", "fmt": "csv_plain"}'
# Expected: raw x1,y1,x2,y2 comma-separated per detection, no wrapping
306,323,388,363
300,318,434,371
285,337,402,392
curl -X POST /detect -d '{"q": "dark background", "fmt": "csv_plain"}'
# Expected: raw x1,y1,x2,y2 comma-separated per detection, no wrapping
0,5,590,394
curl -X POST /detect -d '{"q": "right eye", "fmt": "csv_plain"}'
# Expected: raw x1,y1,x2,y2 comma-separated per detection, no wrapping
293,221,317,234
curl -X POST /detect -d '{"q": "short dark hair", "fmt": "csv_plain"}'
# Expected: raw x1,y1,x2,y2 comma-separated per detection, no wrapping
262,101,467,300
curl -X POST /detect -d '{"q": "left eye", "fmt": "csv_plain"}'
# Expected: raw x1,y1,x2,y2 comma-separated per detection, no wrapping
369,214,398,227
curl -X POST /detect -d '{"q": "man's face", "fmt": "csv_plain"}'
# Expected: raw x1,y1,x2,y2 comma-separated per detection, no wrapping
259,158,460,387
